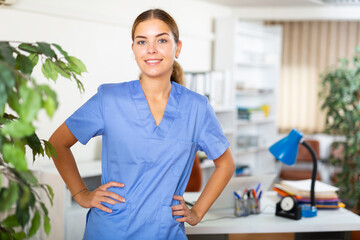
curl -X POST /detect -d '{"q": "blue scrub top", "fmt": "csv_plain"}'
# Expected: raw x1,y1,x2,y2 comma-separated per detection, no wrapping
65,80,230,240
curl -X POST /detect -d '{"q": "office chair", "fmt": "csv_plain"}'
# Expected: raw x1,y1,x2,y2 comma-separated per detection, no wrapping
185,154,203,192
279,139,322,181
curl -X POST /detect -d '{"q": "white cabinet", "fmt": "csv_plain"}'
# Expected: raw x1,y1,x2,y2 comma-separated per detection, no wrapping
214,18,282,176
35,161,102,240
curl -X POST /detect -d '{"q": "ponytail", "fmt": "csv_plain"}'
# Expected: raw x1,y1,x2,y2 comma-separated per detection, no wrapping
171,61,185,86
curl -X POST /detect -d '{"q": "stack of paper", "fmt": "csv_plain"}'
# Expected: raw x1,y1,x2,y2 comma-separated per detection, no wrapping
273,179,345,209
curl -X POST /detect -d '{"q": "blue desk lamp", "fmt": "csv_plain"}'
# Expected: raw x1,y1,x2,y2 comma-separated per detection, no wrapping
269,129,318,218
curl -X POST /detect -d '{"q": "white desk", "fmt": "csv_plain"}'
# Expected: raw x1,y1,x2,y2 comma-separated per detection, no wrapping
184,192,360,240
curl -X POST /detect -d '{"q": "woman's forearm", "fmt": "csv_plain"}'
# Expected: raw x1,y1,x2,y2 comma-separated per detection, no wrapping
191,149,235,220
51,145,87,196
49,123,87,196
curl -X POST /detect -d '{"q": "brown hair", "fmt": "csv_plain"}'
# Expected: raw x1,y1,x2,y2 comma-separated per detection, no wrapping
132,9,184,86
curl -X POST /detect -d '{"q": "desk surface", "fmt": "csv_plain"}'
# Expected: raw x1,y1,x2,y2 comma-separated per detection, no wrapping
185,192,360,235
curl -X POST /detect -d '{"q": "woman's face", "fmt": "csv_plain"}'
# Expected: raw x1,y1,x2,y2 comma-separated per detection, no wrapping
132,19,182,80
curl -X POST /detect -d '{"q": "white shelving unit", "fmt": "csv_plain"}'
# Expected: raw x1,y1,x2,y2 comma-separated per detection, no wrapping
214,18,282,176
34,161,102,240
184,71,236,187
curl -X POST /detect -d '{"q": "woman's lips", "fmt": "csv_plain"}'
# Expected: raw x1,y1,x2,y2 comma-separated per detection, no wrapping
145,59,162,66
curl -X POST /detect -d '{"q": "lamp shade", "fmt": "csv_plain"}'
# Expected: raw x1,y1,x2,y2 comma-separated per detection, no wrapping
269,129,303,165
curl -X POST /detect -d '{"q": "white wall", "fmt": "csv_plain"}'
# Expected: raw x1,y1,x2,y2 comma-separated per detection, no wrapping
233,6,360,20
0,0,232,166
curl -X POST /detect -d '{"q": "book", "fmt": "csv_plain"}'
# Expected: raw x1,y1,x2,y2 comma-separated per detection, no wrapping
273,179,344,209
280,179,339,198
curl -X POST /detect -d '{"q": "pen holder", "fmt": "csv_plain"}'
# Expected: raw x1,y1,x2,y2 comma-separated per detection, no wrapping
234,198,261,217
234,198,250,217
248,197,261,214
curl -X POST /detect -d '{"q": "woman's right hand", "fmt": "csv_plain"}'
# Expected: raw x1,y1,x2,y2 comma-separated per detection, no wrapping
74,181,125,213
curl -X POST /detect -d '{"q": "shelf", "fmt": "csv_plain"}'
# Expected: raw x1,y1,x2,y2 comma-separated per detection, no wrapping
237,116,275,126
214,106,235,113
235,146,269,155
236,62,277,68
236,89,274,96
223,128,235,135
200,159,215,169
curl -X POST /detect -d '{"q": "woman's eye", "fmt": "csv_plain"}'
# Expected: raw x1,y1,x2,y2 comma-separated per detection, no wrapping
137,40,146,45
158,39,167,43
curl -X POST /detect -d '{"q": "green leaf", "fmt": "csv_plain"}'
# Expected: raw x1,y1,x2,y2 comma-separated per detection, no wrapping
19,186,30,209
19,170,38,186
15,204,30,228
0,41,15,67
44,96,56,118
7,90,21,112
46,185,54,201
41,59,58,81
2,214,20,228
0,227,14,240
14,232,26,240
28,211,40,237
40,202,48,216
1,120,35,138
0,63,15,111
19,84,42,122
53,60,71,79
26,133,44,161
15,54,33,74
0,182,19,211
36,42,56,58
18,43,38,54
28,53,39,67
43,140,57,159
2,143,27,171
67,56,87,75
73,74,85,94
43,215,51,235
52,43,69,57
40,185,53,206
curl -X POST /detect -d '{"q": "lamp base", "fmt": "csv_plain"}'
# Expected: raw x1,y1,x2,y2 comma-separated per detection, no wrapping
301,205,317,218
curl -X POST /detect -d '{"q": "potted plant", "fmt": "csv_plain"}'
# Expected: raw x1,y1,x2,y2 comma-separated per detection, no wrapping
0,41,86,239
319,46,360,213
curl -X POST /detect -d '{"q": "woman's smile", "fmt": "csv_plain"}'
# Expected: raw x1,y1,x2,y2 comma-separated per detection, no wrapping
145,58,163,66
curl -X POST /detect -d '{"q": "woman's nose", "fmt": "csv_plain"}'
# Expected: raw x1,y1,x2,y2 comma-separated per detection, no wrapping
147,42,157,54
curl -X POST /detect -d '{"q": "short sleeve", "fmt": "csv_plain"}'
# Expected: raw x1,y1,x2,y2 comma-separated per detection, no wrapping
65,85,104,145
197,98,230,160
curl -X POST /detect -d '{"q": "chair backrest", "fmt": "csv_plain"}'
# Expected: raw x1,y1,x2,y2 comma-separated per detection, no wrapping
297,139,320,162
185,154,202,192
279,139,321,181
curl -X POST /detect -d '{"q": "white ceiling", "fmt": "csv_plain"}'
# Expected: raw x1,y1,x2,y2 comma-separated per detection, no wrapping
197,0,342,7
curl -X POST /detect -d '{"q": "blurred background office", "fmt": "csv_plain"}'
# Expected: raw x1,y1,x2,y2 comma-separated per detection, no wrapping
2,0,360,239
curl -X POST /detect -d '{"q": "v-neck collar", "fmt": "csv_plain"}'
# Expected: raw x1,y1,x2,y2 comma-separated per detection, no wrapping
131,80,182,139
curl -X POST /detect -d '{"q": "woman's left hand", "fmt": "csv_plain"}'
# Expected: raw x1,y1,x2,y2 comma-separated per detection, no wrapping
172,195,201,226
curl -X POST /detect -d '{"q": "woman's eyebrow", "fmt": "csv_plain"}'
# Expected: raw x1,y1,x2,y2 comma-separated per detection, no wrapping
134,32,170,39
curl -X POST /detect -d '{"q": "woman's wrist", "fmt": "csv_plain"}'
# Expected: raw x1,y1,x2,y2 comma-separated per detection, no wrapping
190,207,203,222
72,188,88,199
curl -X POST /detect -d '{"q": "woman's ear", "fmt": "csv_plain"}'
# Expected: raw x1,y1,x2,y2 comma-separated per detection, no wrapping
175,40,182,58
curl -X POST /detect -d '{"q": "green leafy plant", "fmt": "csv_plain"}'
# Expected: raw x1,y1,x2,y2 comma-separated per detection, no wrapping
0,41,86,239
319,46,360,212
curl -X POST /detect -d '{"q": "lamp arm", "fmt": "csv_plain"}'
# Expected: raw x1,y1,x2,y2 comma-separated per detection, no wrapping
301,141,318,207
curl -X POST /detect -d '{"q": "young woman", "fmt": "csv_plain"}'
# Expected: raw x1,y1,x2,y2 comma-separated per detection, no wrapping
49,9,235,240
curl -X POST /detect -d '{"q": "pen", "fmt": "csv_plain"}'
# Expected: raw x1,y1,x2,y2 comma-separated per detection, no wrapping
185,201,194,207
257,190,262,200
243,188,248,198
252,189,257,199
255,183,261,194
234,191,241,199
